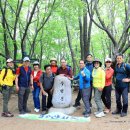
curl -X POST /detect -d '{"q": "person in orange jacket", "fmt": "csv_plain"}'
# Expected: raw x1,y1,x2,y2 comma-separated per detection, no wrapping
101,58,114,114
50,58,58,74
32,61,42,113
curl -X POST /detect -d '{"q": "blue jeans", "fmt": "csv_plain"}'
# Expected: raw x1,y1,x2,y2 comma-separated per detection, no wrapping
32,82,40,109
115,87,128,113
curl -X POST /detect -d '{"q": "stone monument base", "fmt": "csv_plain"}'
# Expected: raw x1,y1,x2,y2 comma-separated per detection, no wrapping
48,106,76,115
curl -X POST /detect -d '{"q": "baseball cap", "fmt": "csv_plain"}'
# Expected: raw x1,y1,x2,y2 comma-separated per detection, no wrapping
6,58,13,63
105,58,112,62
23,57,30,62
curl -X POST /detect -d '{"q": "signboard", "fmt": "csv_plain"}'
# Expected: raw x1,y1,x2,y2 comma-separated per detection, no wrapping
19,112,90,123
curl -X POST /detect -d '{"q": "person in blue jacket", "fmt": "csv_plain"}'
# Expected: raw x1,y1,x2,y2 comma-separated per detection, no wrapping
73,54,93,108
73,60,91,117
112,53,130,117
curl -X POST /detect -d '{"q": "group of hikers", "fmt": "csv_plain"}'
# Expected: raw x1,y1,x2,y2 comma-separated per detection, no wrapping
0,53,130,119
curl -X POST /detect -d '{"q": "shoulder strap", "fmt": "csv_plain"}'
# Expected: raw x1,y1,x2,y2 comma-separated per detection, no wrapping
123,63,126,71
3,68,8,80
124,63,130,77
52,73,55,78
67,66,71,75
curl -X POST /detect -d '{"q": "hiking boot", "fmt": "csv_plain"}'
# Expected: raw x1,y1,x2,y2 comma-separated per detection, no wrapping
24,109,31,113
1,112,13,117
73,103,81,107
84,113,90,118
41,111,47,115
19,111,26,115
112,109,121,115
1,112,7,117
82,110,91,115
7,112,14,117
120,112,127,117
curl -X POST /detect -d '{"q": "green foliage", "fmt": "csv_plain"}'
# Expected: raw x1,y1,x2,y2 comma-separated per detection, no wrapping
0,0,130,70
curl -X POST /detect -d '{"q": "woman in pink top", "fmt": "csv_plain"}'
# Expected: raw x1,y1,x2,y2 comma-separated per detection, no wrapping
101,58,114,113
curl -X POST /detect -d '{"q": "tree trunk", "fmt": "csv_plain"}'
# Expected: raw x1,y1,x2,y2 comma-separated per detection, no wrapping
78,16,84,59
65,19,76,75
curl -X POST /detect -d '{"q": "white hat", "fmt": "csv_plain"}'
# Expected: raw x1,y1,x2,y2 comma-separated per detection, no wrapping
105,58,112,62
33,61,39,65
23,57,30,62
6,58,13,63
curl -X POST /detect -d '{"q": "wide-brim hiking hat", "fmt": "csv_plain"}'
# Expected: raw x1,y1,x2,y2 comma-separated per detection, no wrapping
93,59,102,67
6,58,13,63
33,61,40,65
50,58,57,63
23,57,30,62
105,58,112,62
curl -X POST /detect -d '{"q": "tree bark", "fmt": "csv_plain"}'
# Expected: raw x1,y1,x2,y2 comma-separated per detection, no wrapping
65,19,76,75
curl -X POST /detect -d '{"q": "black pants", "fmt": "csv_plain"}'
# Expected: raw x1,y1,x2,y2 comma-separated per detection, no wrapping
115,87,128,113
18,87,30,112
101,85,112,109
42,90,52,111
75,82,93,105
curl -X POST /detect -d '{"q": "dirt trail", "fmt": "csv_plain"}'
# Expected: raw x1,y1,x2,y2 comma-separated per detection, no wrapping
0,90,130,130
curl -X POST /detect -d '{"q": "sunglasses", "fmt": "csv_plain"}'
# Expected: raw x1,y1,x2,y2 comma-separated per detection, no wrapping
106,61,111,63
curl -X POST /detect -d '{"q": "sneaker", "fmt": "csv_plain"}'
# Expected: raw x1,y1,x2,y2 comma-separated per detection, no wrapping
120,112,127,117
95,112,105,118
112,109,121,115
34,108,40,113
94,111,100,115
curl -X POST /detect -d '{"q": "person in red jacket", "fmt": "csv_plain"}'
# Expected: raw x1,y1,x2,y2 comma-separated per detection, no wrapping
101,58,114,114
32,61,42,112
50,58,58,74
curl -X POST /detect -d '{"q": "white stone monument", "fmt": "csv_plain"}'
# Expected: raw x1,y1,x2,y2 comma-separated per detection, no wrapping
49,75,76,114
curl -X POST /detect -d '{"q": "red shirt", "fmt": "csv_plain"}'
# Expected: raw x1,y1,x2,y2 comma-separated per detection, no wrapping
57,66,73,78
105,67,114,86
31,69,42,86
50,65,58,74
